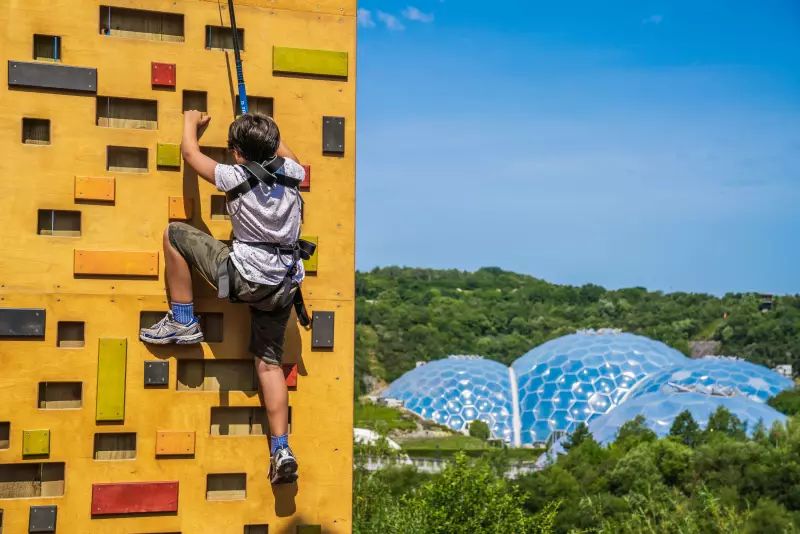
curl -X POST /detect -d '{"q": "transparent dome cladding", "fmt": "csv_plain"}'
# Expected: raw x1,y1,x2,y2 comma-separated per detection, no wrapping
380,330,792,446
512,330,687,445
381,356,515,442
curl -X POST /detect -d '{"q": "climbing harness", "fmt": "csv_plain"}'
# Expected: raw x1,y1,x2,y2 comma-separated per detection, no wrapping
216,157,316,326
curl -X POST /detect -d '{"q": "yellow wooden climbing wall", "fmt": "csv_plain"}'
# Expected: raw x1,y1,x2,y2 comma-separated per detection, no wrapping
0,1,356,532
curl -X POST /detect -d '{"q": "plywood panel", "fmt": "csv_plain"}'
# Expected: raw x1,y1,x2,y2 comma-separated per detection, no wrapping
22,430,50,456
155,431,195,456
157,144,181,167
96,338,127,422
75,176,115,202
91,481,179,515
168,197,193,220
74,250,159,277
273,47,348,78
7,61,96,93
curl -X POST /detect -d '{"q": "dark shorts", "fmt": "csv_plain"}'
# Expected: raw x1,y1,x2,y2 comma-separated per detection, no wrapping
167,222,294,366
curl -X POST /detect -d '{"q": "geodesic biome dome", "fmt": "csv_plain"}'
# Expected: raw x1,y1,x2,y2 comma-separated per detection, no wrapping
380,356,515,442
511,329,688,445
629,356,794,404
585,390,788,445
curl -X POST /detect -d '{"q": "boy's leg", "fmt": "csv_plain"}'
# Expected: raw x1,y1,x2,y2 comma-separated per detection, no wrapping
140,222,229,344
250,299,298,483
255,360,290,438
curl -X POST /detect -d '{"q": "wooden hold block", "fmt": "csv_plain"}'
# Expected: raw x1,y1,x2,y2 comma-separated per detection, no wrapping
283,364,298,388
323,116,345,154
0,308,45,338
29,504,57,532
155,431,195,456
22,430,50,456
273,46,348,78
96,338,127,422
144,361,169,386
74,250,159,277
157,143,181,167
301,165,311,190
300,235,318,273
8,60,96,93
311,311,335,349
75,176,115,202
151,62,176,87
168,196,193,220
91,481,179,515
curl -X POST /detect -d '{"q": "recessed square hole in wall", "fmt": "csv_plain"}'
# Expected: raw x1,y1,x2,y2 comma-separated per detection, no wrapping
198,313,223,342
205,26,244,50
183,90,207,112
38,382,82,409
206,473,246,501
0,423,8,449
97,97,157,129
107,146,148,173
201,146,236,164
177,360,256,392
99,6,184,42
22,118,50,145
236,96,273,117
0,462,65,499
209,407,267,436
296,527,322,534
33,34,61,61
37,210,80,237
210,196,229,220
245,525,268,534
93,433,136,460
57,321,84,348
140,311,167,330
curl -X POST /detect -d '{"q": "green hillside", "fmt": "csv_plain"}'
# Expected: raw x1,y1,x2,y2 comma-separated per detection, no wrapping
355,267,800,394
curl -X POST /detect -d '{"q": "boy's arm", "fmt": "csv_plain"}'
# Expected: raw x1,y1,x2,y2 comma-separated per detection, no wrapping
276,140,301,165
181,110,217,184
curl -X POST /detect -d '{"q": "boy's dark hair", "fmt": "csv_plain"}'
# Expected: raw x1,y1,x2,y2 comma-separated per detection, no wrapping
227,113,281,163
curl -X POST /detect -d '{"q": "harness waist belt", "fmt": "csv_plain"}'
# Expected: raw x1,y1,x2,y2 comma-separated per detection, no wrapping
235,239,316,261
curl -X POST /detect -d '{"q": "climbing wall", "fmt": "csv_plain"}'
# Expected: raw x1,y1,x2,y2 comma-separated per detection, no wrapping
0,1,355,532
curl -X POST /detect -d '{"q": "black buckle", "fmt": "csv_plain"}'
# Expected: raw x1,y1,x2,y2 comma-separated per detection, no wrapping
296,239,316,260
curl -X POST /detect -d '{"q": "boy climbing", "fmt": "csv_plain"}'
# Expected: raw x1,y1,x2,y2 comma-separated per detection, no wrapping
140,109,310,485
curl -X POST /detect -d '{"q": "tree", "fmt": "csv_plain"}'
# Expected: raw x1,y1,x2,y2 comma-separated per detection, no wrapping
615,415,657,450
704,407,747,441
768,389,800,416
670,410,701,447
563,423,592,451
468,419,491,440
401,454,557,534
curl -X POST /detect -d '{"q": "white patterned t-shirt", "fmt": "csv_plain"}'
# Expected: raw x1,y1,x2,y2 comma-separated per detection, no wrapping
214,158,305,286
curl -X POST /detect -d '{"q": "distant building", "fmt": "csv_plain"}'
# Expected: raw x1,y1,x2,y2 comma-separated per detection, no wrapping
759,294,775,312
379,397,404,408
689,340,722,359
774,364,793,379
416,361,427,368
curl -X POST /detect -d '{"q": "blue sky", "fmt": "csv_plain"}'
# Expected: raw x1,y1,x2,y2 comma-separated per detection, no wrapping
355,1,800,295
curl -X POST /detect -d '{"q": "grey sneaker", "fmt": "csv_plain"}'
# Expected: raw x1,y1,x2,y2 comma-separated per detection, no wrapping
270,447,298,484
139,312,204,345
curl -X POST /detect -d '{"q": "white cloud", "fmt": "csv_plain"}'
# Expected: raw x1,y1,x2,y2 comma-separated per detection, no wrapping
358,8,376,28
377,11,406,31
402,6,435,23
642,14,664,25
